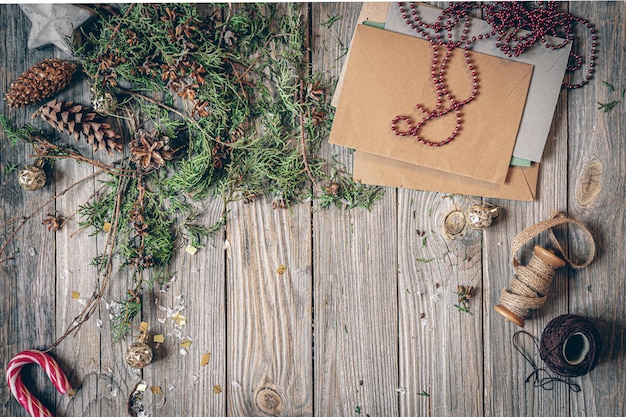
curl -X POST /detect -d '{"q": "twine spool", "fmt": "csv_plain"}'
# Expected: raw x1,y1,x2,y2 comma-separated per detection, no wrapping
539,314,602,377
495,212,595,327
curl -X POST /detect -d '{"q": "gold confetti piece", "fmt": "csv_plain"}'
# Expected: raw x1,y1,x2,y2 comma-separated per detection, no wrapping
276,264,287,275
71,291,80,299
201,352,211,366
150,386,163,395
136,383,148,392
139,321,148,333
102,222,112,233
153,334,165,343
180,339,192,349
185,244,198,255
213,384,222,394
172,312,186,326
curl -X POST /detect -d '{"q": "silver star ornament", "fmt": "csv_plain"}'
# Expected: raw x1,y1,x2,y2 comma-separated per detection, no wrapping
20,4,95,56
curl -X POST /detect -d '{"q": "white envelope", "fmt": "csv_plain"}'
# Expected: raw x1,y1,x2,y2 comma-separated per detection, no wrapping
385,3,571,163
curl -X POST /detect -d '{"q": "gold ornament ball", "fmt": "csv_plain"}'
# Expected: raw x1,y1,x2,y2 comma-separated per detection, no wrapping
17,165,47,191
125,341,153,369
91,86,118,115
466,204,500,230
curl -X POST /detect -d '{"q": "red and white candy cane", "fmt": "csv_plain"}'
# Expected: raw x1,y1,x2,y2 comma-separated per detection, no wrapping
6,350,74,417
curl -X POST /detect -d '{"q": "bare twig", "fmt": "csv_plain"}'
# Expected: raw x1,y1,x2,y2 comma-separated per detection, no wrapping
0,170,106,263
30,136,132,177
45,175,129,352
237,34,284,81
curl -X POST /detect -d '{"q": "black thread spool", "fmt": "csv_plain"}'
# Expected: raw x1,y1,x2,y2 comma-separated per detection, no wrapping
494,245,566,327
539,314,602,377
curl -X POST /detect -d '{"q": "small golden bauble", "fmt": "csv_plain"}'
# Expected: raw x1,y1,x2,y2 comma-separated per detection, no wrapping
90,85,118,115
466,203,500,230
125,339,153,369
17,164,47,191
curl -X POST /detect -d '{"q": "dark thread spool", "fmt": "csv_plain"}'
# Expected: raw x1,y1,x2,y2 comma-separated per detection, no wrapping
494,245,566,327
539,314,602,377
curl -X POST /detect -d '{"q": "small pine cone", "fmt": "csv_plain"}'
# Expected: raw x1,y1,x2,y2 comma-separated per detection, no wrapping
32,99,123,155
4,59,77,108
129,129,175,170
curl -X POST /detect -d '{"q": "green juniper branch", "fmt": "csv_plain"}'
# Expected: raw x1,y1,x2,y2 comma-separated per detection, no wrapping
2,3,384,341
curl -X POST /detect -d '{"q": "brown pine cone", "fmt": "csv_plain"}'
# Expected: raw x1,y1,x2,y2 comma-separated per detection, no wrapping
4,59,77,108
129,129,176,169
31,99,123,155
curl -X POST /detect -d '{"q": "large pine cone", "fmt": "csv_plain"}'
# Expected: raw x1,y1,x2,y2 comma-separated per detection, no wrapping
4,59,77,108
32,99,123,155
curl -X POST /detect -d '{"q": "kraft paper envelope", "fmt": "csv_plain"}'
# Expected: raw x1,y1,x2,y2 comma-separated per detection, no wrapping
329,24,533,185
354,151,540,201
386,3,571,162
331,2,390,108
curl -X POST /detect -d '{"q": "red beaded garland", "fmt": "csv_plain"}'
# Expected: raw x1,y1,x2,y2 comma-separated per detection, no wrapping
392,2,597,146
391,3,478,146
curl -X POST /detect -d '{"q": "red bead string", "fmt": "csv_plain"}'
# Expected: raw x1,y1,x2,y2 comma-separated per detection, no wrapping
391,3,478,146
392,2,597,146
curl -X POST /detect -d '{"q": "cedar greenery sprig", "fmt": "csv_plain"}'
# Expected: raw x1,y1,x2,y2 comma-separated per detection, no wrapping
76,4,382,336
597,80,624,112
454,285,474,314
2,3,384,342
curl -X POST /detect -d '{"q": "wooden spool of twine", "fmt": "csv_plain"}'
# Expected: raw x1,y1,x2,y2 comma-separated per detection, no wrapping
494,212,596,327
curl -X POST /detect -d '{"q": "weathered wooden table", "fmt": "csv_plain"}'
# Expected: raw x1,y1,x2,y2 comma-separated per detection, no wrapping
1,3,624,417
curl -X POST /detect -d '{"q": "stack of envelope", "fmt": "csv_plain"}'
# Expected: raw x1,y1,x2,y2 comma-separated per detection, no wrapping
329,3,571,201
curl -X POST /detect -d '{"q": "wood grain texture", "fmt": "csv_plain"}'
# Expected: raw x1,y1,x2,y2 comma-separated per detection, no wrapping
568,3,625,417
226,6,313,417
227,201,313,417
398,192,484,417
1,3,625,417
1,5,59,417
141,199,227,417
311,3,399,417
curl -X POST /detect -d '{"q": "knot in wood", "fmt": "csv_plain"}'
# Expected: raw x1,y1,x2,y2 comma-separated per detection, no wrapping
443,209,466,238
575,156,603,207
255,387,284,416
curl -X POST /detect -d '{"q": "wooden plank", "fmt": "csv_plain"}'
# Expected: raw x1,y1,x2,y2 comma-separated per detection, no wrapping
398,191,484,417
141,198,227,417
226,4,313,416
395,2,491,414
226,201,313,416
311,3,399,416
50,80,118,416
568,2,625,416
0,5,59,417
139,6,226,416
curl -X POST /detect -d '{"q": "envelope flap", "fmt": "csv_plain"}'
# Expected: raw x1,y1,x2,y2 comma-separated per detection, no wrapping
353,151,540,201
520,164,540,199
